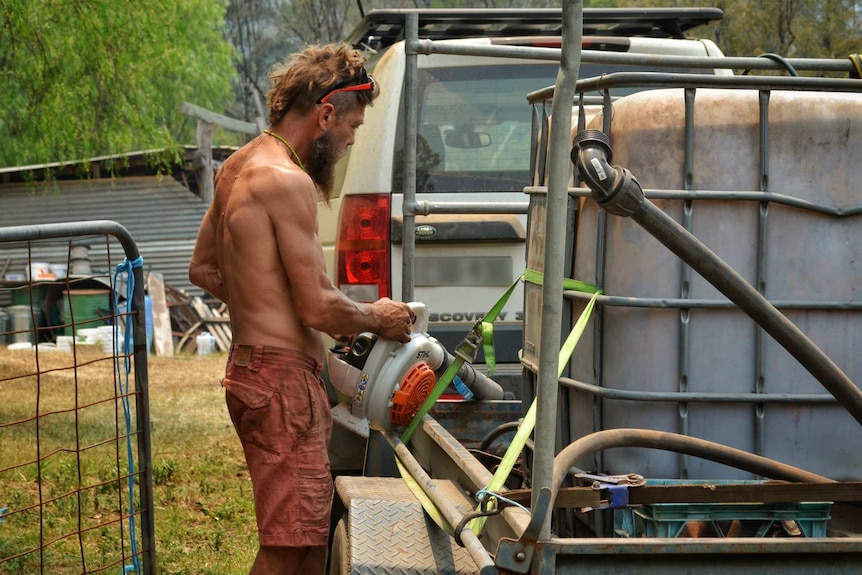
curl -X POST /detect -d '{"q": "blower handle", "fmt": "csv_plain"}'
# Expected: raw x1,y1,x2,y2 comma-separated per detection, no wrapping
407,301,430,334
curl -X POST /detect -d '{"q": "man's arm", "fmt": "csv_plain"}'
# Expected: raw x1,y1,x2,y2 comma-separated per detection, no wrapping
268,169,413,342
189,205,228,302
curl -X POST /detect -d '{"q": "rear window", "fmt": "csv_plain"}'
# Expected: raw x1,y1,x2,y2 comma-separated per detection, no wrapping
394,64,559,193
393,61,699,194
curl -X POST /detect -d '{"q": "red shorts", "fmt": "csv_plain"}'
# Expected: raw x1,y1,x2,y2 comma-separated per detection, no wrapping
222,344,333,547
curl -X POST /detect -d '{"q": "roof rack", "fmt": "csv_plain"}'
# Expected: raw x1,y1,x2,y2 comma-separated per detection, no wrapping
346,8,724,50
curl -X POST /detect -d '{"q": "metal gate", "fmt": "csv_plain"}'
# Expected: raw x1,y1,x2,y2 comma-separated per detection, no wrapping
0,220,155,574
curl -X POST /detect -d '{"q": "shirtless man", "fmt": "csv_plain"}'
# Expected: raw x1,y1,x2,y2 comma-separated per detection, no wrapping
189,44,415,575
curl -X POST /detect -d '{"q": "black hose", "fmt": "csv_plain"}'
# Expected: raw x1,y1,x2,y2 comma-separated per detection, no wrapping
551,428,834,506
742,53,800,76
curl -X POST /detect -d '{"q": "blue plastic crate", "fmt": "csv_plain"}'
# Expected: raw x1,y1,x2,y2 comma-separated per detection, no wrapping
614,479,832,538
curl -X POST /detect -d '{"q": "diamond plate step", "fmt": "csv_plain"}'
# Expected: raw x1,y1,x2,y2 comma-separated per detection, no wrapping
335,476,480,575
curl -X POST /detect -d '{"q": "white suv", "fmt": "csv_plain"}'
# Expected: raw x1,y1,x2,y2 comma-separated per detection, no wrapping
319,8,728,393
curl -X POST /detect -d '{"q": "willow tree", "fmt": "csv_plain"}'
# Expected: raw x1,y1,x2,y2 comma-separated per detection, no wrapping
0,0,236,169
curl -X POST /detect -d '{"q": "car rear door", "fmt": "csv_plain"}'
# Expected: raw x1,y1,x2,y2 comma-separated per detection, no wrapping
389,55,561,388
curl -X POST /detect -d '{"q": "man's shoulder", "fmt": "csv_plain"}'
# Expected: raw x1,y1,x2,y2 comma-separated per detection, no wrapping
223,149,306,192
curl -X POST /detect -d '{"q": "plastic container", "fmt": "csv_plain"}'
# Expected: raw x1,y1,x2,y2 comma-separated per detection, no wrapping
26,262,53,280
7,305,34,344
97,325,123,354
145,295,153,353
69,258,92,275
76,328,101,345
525,88,862,480
117,296,153,353
56,335,73,352
0,308,8,346
196,332,215,356
614,480,831,539
62,290,111,336
49,263,68,279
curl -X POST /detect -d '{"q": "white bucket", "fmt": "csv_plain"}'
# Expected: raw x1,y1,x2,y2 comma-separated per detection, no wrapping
50,263,68,279
26,262,54,280
7,341,33,351
7,305,34,344
70,245,90,260
70,258,92,275
98,325,123,353
76,328,101,345
56,335,73,352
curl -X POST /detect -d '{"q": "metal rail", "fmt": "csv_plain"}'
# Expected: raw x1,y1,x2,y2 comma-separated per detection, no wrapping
401,21,862,304
0,220,155,575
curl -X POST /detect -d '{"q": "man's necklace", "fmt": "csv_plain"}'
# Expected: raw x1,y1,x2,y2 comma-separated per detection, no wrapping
263,129,306,172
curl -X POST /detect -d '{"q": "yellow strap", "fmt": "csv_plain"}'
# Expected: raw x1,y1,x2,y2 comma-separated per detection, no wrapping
482,270,598,374
850,53,862,79
397,273,600,535
396,276,524,533
401,275,522,444
481,320,496,376
395,458,454,532
468,290,602,534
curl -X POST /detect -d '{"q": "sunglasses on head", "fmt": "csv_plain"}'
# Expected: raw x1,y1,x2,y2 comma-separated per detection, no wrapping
317,68,375,104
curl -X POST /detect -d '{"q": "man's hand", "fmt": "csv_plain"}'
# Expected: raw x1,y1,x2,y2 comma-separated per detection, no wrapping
371,298,416,343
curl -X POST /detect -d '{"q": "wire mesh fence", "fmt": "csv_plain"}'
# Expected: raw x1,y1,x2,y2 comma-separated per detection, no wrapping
0,221,154,575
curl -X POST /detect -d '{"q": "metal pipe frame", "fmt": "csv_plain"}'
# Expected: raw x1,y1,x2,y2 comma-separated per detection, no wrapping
416,41,856,74
559,376,838,404
524,186,862,217
530,69,862,480
529,70,862,103
382,430,497,573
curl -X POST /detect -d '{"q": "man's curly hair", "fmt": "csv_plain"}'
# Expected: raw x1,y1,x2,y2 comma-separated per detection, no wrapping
266,43,378,125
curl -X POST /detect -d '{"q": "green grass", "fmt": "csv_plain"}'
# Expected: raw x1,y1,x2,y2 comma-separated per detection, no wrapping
0,349,258,574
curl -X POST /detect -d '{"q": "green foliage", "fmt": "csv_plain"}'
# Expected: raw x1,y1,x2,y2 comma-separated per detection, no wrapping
153,458,179,485
0,0,236,168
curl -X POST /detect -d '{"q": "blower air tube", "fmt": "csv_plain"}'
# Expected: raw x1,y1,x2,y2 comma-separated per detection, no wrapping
436,351,504,400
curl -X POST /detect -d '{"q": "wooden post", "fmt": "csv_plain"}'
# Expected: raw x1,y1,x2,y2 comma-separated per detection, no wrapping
195,121,215,204
146,272,175,356
180,102,258,205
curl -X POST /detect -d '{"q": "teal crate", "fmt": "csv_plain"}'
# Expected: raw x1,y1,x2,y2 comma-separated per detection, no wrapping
614,480,832,538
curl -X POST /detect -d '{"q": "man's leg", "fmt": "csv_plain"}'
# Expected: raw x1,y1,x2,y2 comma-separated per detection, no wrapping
249,545,327,575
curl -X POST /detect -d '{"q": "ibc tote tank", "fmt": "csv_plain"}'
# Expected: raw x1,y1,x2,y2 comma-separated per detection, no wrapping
568,88,862,480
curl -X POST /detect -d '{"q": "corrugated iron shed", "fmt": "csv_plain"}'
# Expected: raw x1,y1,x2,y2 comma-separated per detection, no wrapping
0,174,209,303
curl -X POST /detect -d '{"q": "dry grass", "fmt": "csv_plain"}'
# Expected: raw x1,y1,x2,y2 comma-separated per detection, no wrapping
0,348,258,574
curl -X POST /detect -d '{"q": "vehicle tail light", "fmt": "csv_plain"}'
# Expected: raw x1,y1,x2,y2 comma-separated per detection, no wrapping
337,194,391,301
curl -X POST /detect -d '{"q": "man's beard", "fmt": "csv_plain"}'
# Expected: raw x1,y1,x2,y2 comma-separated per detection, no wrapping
307,130,338,201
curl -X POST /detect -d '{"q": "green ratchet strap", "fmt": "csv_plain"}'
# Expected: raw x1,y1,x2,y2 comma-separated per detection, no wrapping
481,273,524,376
468,288,601,535
396,275,523,533
400,275,522,445
394,458,453,532
479,269,599,376
523,268,601,293
396,271,601,536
